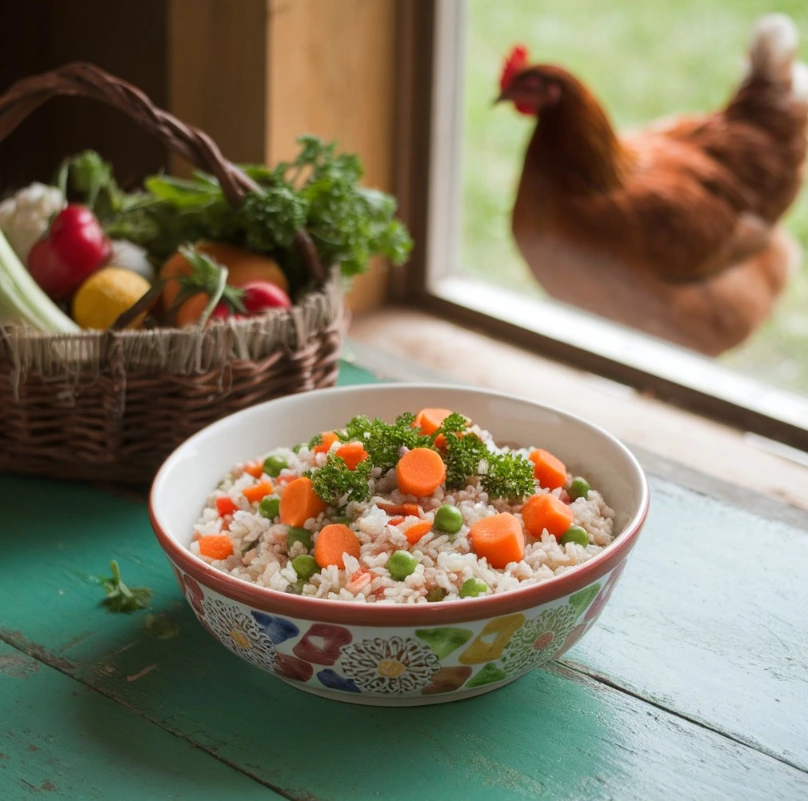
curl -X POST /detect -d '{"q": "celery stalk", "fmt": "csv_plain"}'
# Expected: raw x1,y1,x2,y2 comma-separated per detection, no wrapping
0,229,79,333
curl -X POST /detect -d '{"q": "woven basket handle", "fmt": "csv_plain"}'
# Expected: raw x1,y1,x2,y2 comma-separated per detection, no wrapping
0,62,324,281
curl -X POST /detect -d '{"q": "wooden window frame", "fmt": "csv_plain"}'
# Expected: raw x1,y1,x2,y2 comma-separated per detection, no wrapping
393,0,808,451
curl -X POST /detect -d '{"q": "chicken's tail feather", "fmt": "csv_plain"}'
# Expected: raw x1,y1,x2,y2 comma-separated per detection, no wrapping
748,13,808,105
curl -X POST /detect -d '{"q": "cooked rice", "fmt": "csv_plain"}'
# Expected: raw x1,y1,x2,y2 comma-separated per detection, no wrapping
190,424,616,603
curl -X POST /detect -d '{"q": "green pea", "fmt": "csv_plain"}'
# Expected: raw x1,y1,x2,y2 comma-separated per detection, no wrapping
258,496,280,520
291,554,319,581
569,478,591,500
434,504,464,535
426,587,447,603
332,516,352,525
460,578,488,598
559,525,589,547
263,455,289,477
386,550,418,581
286,527,313,550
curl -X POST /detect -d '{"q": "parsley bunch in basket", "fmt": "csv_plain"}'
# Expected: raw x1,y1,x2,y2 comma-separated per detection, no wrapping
66,135,412,292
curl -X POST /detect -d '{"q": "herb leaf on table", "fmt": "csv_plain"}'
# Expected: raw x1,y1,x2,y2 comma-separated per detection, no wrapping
95,560,152,614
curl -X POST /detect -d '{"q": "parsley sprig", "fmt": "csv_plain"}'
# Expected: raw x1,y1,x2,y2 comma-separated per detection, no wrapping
305,412,536,505
96,560,152,614
309,455,373,507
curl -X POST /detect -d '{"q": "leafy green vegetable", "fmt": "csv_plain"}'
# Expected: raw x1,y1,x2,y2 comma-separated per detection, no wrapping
97,560,152,613
308,455,373,506
67,136,412,290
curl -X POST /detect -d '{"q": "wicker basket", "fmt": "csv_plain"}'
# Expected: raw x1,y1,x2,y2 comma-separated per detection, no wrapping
0,63,345,484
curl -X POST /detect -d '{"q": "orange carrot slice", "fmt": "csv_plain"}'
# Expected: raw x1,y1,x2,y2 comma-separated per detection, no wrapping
243,461,264,479
378,502,422,517
215,496,238,517
198,534,234,560
313,523,361,569
522,493,574,538
528,449,567,490
404,519,433,545
396,448,446,497
388,516,405,526
335,441,369,470
468,513,525,568
280,476,328,527
242,480,275,504
414,408,454,435
313,431,339,454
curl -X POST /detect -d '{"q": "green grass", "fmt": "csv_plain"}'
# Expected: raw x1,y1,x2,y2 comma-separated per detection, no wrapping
461,0,808,394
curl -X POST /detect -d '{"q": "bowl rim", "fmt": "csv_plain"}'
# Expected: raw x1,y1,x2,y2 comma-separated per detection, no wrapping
150,383,650,626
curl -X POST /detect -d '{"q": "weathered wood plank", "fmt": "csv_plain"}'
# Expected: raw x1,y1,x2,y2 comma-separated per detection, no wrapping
1,473,807,800
0,642,281,800
561,479,808,771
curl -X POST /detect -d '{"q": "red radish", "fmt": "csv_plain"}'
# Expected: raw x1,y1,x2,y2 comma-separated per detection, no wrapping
27,205,111,300
240,280,291,313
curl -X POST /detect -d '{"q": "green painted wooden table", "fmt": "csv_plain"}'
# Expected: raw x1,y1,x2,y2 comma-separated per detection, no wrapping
2,361,807,800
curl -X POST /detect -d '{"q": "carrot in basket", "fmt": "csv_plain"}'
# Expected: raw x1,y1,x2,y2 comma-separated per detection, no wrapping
521,493,574,539
313,431,340,455
335,441,369,470
528,449,567,490
280,477,328,527
404,520,433,546
396,448,446,497
242,480,275,504
468,513,524,569
313,524,361,569
198,534,234,560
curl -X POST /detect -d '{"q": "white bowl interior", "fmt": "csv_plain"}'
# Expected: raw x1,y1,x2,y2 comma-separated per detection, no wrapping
152,384,647,552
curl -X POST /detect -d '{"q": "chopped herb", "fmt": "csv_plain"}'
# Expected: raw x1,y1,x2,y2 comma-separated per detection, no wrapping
97,560,152,613
341,413,425,471
481,451,536,500
308,454,372,506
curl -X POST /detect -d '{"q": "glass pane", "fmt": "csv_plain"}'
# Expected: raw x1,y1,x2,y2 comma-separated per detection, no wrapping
461,0,808,396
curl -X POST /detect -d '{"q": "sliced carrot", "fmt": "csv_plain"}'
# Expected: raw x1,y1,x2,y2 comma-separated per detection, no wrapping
313,431,339,455
378,502,422,517
414,408,454,435
215,496,238,517
198,534,234,560
468,513,525,568
313,523,361,569
522,493,574,538
335,441,369,470
404,519,433,545
242,480,275,504
243,461,264,479
280,476,328,527
396,448,446,497
388,516,405,526
346,567,373,593
529,449,567,490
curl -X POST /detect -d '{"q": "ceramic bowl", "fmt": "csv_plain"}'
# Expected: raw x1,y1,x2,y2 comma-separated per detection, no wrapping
150,383,649,706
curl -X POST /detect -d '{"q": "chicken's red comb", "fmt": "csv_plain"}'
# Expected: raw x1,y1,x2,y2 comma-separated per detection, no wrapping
500,44,530,91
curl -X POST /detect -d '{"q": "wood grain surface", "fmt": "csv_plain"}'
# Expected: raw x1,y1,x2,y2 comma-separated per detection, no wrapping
1,366,806,800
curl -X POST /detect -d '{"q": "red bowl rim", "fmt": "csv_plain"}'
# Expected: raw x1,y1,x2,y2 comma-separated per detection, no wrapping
149,384,650,626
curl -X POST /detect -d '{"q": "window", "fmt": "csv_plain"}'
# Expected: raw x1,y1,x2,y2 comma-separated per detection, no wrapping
398,0,808,450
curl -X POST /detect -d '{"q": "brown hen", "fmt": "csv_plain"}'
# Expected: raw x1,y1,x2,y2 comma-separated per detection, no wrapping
498,15,808,355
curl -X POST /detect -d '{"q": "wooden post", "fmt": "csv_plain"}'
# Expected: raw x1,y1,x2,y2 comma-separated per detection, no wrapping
168,0,399,313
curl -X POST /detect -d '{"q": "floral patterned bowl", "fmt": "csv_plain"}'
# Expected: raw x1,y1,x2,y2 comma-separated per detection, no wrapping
150,383,649,706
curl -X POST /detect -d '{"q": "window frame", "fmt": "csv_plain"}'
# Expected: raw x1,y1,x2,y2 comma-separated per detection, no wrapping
393,0,808,452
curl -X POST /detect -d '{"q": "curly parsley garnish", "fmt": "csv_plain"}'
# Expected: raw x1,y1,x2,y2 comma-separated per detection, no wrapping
309,454,372,506
341,413,425,471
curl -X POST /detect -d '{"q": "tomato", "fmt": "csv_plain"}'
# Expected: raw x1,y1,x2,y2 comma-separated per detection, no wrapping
27,205,111,300
240,281,292,312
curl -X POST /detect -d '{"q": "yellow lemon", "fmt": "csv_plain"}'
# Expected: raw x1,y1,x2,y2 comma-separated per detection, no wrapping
72,266,151,330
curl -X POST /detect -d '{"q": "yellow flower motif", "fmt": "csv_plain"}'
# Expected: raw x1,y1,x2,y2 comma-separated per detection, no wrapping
340,636,440,694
